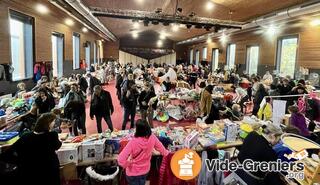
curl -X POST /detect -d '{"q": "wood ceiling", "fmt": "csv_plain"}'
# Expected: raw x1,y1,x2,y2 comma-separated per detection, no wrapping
81,0,307,42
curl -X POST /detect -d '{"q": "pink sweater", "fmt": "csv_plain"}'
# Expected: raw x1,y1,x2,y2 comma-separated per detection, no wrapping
118,134,169,176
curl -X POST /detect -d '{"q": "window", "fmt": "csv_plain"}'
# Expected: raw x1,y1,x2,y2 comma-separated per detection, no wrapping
73,33,80,69
85,42,91,71
276,36,298,78
52,33,64,77
93,42,97,65
212,48,219,71
9,10,34,81
226,44,236,69
246,46,259,75
195,50,200,66
202,47,207,60
189,49,193,64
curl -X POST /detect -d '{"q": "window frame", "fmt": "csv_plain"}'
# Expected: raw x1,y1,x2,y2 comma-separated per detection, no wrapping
195,49,200,66
246,45,260,75
8,9,35,81
211,48,219,72
202,47,207,60
226,43,236,70
72,32,80,70
189,49,194,64
276,35,299,78
52,32,65,78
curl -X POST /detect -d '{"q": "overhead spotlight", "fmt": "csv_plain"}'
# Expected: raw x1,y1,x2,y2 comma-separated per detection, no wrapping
35,4,49,14
155,8,162,14
143,19,149,26
206,1,214,11
186,24,192,29
310,19,320,26
82,27,88,33
207,37,212,43
177,8,183,13
133,21,140,29
195,24,202,29
159,32,166,40
220,33,227,43
172,24,179,32
189,12,196,17
267,25,277,36
132,31,139,39
65,18,74,26
157,40,163,47
152,20,159,25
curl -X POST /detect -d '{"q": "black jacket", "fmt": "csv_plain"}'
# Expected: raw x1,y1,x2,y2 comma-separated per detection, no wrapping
78,77,88,93
89,76,101,92
35,95,55,114
138,90,156,110
237,132,284,185
2,132,62,185
90,90,114,117
122,88,139,109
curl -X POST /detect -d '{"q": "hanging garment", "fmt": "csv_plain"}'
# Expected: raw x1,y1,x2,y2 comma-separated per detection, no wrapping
257,103,272,121
297,97,306,114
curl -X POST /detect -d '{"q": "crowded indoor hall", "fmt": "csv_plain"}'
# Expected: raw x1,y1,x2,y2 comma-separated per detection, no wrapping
1,0,320,185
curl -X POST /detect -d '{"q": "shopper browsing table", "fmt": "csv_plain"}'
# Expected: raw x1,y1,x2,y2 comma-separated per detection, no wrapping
1,113,62,185
90,85,114,133
118,119,169,185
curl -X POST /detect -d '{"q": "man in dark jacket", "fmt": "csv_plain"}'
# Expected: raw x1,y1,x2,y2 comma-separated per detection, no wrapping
138,83,156,122
122,84,138,130
90,85,114,133
86,73,101,94
35,88,55,114
76,74,88,93
116,68,125,103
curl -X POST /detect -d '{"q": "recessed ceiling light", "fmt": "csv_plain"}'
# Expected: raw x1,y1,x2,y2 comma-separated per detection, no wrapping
172,24,179,32
82,27,88,33
136,0,144,4
310,19,320,26
65,18,74,26
132,32,139,39
206,1,214,11
159,32,166,40
36,4,49,14
157,40,163,47
133,22,140,29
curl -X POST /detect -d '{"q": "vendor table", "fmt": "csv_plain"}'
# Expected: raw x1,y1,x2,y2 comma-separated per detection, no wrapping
77,154,118,167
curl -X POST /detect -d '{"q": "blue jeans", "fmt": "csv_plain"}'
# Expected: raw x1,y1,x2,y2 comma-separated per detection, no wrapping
126,174,147,185
122,107,136,130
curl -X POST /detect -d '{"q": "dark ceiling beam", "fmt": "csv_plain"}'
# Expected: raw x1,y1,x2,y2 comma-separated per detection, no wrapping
90,7,244,30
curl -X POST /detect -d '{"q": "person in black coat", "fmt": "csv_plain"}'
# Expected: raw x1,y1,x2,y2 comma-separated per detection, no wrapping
77,74,88,93
1,113,62,185
122,84,139,130
138,83,156,122
236,124,284,185
252,84,269,116
86,73,101,94
90,85,114,133
35,88,55,114
116,68,126,103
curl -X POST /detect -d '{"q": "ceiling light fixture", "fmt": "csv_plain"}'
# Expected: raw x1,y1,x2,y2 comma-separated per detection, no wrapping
207,37,212,43
65,18,74,26
157,40,163,47
36,4,49,14
132,31,139,39
310,19,320,26
159,32,166,40
82,27,88,33
133,22,140,29
206,1,214,11
220,33,227,43
172,24,179,32
266,25,277,36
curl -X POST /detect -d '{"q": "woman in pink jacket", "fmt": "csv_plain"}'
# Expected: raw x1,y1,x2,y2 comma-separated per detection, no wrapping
118,119,169,185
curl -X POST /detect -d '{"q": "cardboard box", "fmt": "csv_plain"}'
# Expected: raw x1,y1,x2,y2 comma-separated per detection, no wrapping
57,143,79,165
184,131,199,149
60,162,78,181
80,139,106,163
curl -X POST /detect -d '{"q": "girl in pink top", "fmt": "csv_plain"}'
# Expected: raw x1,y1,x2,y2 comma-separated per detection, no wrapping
118,119,169,185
